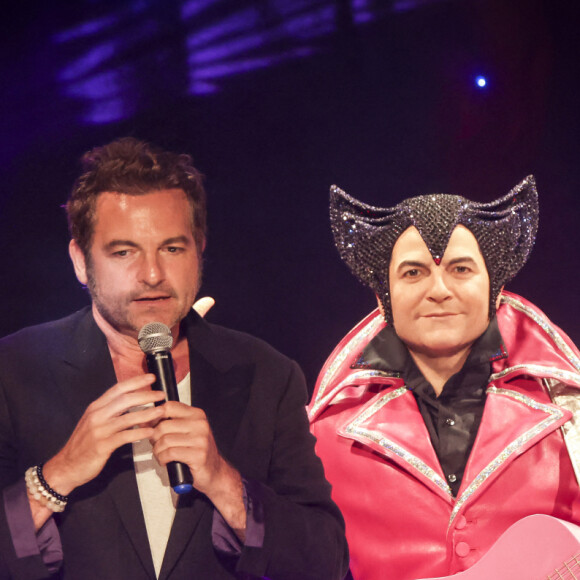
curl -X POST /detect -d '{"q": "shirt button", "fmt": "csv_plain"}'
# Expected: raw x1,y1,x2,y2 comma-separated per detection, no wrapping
448,474,457,483
455,542,470,557
445,418,456,426
455,515,467,530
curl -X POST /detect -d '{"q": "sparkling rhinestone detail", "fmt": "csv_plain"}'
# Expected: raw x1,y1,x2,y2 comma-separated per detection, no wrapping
489,364,580,387
330,176,538,323
344,386,453,497
449,386,565,527
336,369,400,385
500,294,580,373
309,313,384,418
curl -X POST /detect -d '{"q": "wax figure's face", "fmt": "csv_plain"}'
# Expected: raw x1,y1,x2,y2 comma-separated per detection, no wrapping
388,225,491,357
69,188,201,339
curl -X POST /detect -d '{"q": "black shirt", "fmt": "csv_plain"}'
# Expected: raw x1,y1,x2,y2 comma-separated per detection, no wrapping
354,318,507,496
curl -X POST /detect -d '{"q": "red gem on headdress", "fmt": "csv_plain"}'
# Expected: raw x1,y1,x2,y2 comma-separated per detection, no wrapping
434,257,441,265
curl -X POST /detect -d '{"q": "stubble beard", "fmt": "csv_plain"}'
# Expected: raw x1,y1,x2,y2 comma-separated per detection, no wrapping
85,260,203,338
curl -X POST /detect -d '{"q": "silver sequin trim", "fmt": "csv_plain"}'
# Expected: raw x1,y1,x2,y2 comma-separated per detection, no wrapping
310,313,383,417
449,386,565,527
489,363,580,386
323,369,399,408
545,378,580,486
344,387,453,497
334,369,399,388
501,294,580,372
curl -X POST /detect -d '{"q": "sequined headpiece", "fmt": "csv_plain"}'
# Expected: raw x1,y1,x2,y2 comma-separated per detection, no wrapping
330,175,538,323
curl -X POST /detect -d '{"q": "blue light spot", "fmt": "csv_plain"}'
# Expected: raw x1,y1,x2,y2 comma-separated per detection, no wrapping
475,75,487,88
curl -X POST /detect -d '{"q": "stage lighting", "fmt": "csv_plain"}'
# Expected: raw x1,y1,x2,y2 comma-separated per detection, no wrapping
475,75,487,88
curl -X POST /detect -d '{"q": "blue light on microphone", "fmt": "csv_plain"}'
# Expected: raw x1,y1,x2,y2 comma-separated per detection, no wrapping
173,483,194,494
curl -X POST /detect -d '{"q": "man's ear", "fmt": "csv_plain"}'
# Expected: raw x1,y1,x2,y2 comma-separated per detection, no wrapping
496,286,505,311
375,294,386,318
69,239,88,286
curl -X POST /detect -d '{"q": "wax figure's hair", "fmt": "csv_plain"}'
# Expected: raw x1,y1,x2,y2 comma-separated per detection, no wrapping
330,175,539,323
66,137,207,256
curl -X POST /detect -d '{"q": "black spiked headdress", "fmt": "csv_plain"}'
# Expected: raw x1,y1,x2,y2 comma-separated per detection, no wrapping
330,176,539,323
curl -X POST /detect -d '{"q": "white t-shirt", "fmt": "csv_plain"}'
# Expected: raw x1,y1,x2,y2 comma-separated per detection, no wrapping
132,373,191,577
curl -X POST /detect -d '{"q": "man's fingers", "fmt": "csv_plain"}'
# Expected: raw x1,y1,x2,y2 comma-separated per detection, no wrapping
159,401,205,419
149,416,205,445
114,404,165,432
89,375,163,413
153,440,204,467
111,426,158,448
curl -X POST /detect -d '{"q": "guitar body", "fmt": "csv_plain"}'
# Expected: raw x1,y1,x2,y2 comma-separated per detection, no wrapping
420,515,580,580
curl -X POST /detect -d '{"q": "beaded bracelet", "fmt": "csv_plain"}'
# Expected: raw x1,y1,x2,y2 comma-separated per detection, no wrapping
25,465,68,512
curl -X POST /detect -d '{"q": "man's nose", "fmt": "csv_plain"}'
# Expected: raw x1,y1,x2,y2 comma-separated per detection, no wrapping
139,253,165,286
427,272,452,302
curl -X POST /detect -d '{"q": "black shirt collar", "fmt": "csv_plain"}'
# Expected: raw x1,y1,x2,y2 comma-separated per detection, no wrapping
353,316,507,375
352,315,507,496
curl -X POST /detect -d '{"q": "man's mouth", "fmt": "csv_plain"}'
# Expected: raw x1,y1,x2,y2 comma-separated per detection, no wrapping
134,295,171,302
423,313,457,318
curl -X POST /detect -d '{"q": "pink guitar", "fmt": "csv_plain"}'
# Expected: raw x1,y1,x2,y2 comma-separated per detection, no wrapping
420,514,580,580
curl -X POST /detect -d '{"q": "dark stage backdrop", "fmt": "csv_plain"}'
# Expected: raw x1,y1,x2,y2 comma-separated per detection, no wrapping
1,0,578,391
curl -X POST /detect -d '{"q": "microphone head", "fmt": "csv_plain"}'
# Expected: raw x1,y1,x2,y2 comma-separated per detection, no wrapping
138,322,173,354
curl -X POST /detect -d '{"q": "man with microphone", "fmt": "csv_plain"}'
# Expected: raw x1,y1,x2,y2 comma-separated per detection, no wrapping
0,138,348,579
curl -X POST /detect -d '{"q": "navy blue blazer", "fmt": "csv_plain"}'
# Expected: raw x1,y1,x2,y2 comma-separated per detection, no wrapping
0,308,348,579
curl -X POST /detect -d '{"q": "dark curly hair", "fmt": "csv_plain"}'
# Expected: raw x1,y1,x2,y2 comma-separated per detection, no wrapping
65,137,207,256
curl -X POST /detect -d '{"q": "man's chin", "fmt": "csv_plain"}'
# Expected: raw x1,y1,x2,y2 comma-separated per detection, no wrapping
92,297,192,341
130,313,183,334
407,338,473,359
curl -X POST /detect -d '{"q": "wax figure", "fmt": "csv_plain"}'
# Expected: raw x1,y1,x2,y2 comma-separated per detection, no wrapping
308,176,580,579
0,138,349,580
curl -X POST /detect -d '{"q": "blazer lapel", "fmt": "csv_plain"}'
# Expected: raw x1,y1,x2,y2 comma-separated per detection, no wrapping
160,312,252,579
451,384,572,523
338,385,454,503
50,308,156,578
103,445,157,578
49,308,116,424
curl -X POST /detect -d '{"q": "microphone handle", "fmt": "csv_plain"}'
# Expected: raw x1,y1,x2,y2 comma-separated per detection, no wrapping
145,351,194,494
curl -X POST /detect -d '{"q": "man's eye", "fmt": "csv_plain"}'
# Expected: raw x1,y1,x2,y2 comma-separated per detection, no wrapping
113,250,129,257
167,246,182,253
404,269,420,278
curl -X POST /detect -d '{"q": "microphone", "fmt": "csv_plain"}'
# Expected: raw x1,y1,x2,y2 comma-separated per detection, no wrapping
138,322,193,495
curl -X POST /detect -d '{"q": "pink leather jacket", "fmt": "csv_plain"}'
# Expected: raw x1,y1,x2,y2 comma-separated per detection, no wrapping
308,291,580,579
